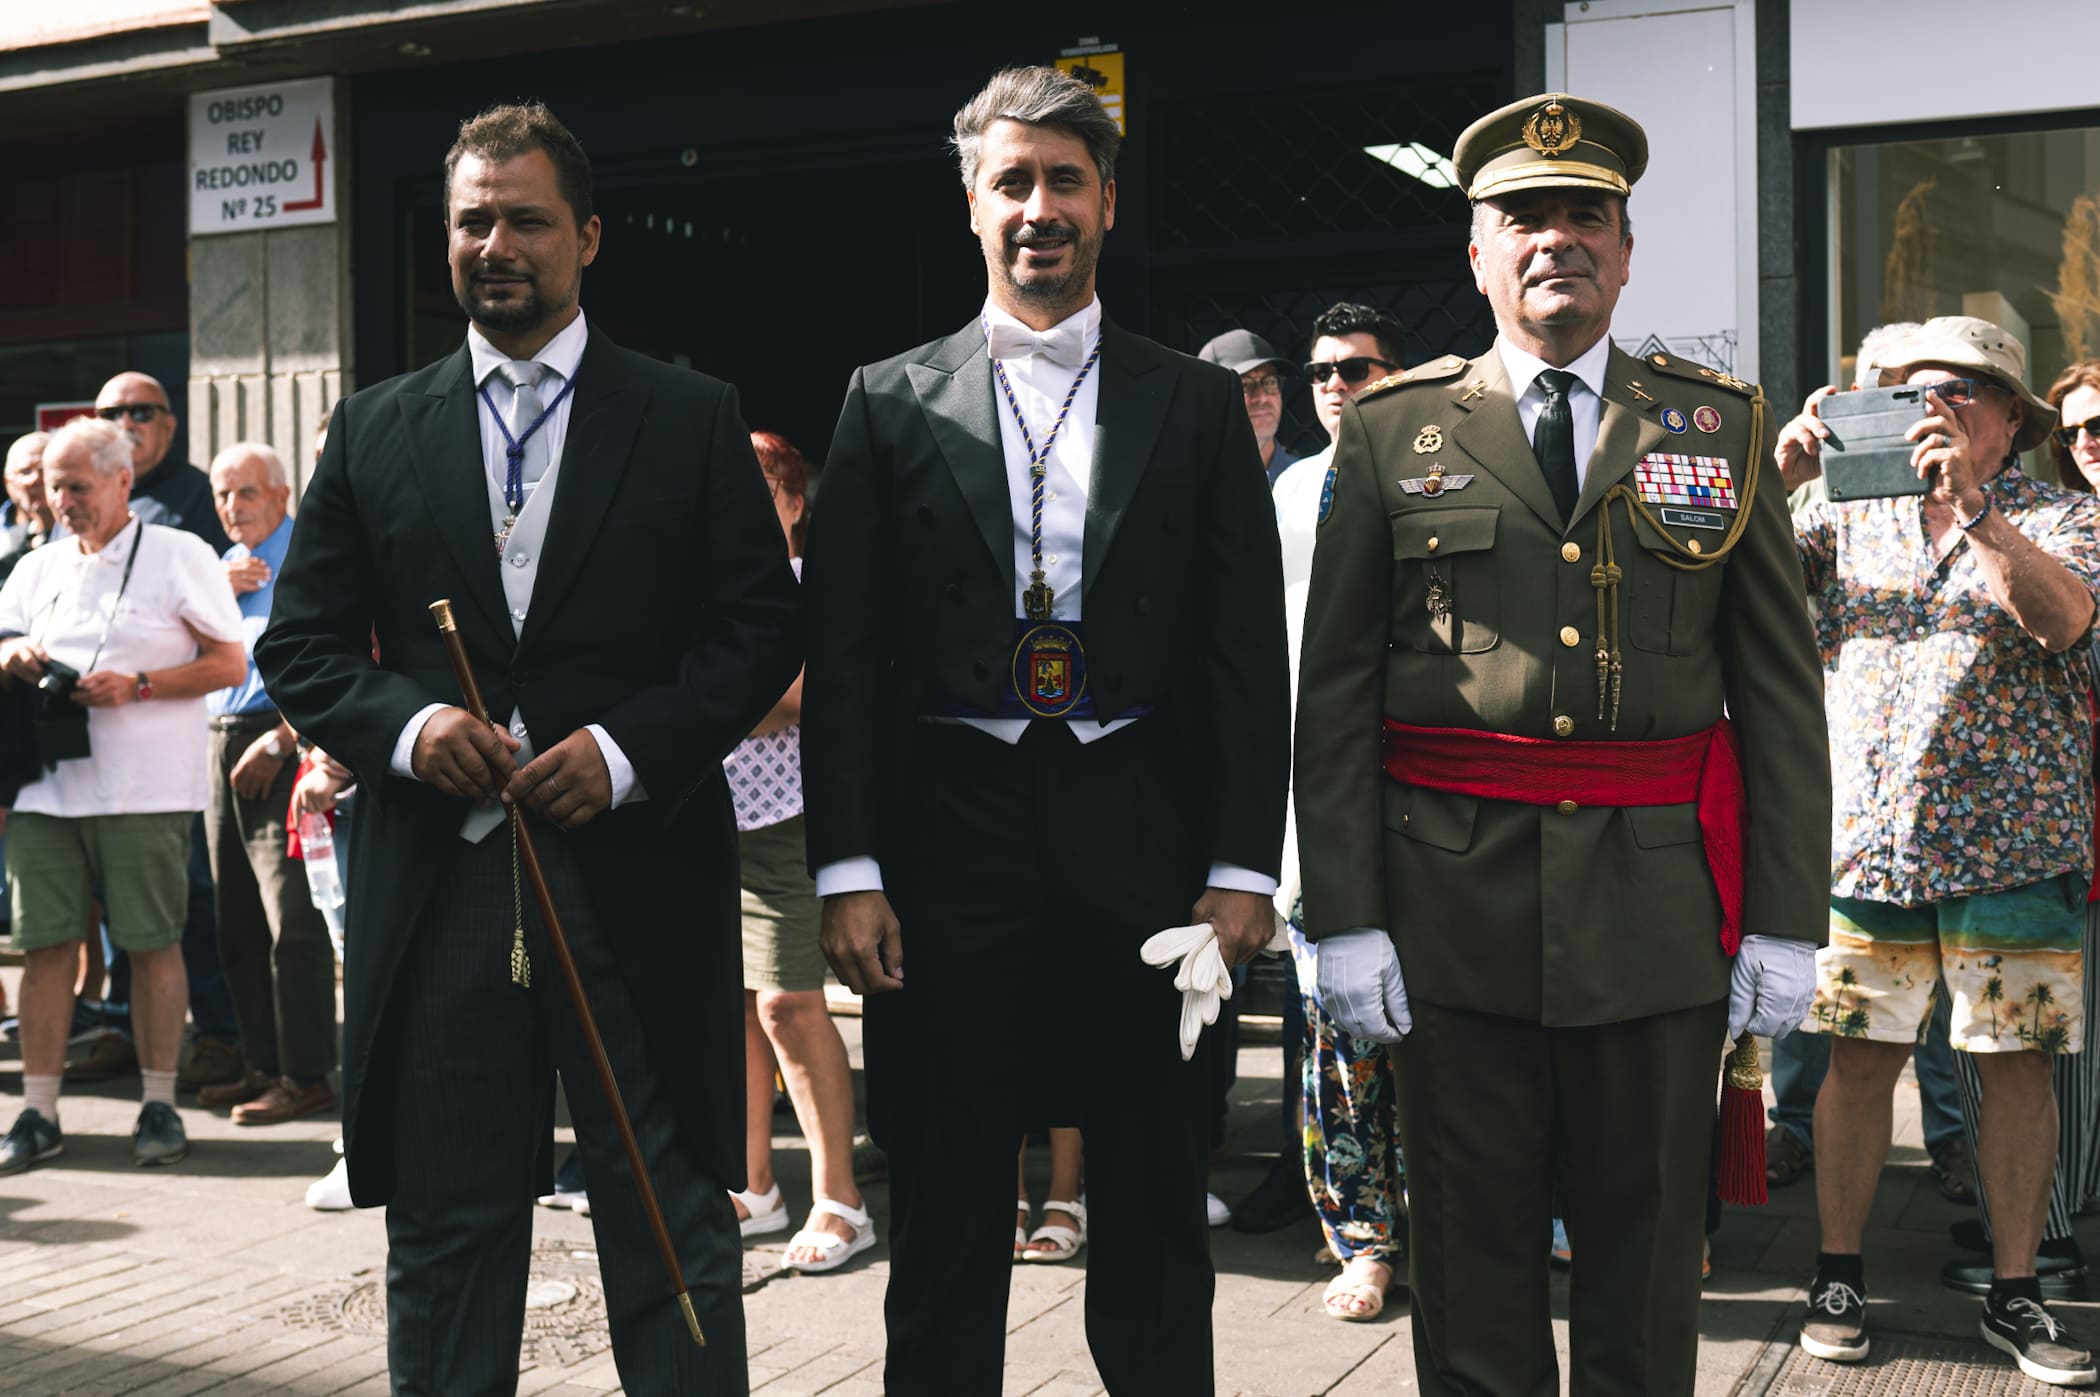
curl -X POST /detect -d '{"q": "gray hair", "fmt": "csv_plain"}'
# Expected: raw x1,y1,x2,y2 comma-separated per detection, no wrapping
44,417,132,478
951,66,1120,190
4,431,47,476
1469,196,1633,245
1852,321,1920,389
210,440,288,489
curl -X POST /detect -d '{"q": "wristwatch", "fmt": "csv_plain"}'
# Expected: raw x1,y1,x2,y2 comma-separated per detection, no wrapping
265,732,290,758
134,673,154,702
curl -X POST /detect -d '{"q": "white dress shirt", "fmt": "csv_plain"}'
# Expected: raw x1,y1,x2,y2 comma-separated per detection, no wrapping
1498,334,1612,487
815,298,1276,901
388,311,644,816
0,517,244,817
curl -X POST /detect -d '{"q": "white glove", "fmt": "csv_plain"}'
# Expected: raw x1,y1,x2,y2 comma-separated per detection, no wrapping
1313,927,1410,1043
1140,922,1232,1061
1728,934,1818,1041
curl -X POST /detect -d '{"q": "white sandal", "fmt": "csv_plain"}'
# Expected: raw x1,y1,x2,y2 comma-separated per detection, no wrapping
1014,1198,1032,1262
729,1182,789,1239
784,1197,876,1274
1021,1198,1087,1263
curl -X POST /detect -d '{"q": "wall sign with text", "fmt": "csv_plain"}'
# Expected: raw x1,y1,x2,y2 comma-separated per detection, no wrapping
189,77,338,236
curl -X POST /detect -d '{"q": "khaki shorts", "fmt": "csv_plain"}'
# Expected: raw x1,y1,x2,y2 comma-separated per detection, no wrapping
6,810,192,954
1802,872,2087,1054
740,814,823,993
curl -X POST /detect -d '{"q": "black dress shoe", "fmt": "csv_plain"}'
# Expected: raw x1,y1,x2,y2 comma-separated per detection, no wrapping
1229,1155,1316,1234
1941,1240,2088,1300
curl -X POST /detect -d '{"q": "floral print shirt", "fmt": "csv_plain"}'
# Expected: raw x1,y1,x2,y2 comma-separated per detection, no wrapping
1796,466,2100,905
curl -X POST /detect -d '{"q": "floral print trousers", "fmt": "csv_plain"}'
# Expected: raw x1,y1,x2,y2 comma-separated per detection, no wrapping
1290,924,1405,1263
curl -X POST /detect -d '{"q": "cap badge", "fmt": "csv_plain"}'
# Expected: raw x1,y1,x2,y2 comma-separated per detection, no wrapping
1523,101,1582,158
1413,424,1444,454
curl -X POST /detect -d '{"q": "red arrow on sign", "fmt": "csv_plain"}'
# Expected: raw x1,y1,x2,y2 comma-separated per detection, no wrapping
285,118,327,212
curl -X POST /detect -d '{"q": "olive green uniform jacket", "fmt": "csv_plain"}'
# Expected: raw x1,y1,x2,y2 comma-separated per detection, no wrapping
1294,340,1830,1025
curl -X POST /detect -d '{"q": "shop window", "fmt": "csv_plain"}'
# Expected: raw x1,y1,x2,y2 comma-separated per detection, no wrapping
1828,123,2100,475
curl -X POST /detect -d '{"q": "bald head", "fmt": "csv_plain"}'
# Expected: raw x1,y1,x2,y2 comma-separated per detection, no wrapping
94,371,179,478
209,441,290,548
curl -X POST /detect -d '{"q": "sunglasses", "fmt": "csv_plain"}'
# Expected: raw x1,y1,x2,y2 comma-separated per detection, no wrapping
1916,377,2008,408
2054,414,2100,450
94,404,166,424
1304,356,1393,387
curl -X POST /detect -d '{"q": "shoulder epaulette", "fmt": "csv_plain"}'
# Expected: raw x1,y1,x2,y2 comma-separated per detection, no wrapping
1642,352,1758,400
1358,352,1471,403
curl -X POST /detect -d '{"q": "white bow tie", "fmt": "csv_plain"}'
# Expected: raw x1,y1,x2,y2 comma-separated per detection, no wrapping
985,318,1087,368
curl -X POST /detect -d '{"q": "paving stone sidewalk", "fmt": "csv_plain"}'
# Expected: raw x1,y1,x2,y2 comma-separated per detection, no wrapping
1,983,2090,1395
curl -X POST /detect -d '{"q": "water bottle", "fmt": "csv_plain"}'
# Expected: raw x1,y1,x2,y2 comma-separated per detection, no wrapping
299,811,347,959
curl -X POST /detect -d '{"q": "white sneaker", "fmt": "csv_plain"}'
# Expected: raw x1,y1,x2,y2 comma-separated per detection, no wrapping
1206,1191,1232,1228
306,1156,352,1211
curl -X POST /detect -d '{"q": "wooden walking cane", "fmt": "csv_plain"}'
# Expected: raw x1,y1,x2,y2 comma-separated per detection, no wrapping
428,599,705,1349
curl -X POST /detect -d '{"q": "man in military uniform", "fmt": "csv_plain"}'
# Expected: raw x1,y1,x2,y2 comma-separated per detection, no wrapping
1295,94,1831,1393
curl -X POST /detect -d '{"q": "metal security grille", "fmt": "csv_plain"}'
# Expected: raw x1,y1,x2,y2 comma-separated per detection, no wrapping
1145,73,1500,456
1149,75,1493,253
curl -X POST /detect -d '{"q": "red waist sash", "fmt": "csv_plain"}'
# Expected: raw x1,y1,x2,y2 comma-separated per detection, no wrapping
1380,718,1747,956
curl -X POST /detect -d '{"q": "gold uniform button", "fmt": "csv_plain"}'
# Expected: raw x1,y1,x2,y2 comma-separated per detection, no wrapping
1561,542,1581,563
1559,626,1581,648
1556,800,1578,815
1426,536,1439,553
1552,715,1575,737
1687,538,1703,555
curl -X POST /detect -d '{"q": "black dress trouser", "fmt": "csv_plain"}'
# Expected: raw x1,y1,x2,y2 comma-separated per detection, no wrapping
382,823,747,1396
868,719,1217,1395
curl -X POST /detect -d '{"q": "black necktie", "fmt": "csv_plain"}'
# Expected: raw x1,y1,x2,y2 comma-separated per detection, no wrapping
1533,368,1579,523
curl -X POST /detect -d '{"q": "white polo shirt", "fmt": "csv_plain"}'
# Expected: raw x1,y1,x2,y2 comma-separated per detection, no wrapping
0,516,244,817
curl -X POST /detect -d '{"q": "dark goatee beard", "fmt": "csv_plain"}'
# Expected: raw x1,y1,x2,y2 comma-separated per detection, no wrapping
458,286,556,335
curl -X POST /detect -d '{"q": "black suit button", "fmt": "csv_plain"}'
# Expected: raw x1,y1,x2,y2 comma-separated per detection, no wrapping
1136,596,1152,615
945,583,964,604
972,660,990,681
509,670,528,690
917,505,935,528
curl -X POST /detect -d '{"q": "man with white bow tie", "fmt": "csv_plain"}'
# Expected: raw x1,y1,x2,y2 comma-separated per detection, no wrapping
801,64,1289,1396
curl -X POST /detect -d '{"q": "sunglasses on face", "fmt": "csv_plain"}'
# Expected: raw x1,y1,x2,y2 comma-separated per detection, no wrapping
1304,356,1394,387
94,404,165,424
1916,377,2008,408
2054,414,2100,450
1241,375,1283,399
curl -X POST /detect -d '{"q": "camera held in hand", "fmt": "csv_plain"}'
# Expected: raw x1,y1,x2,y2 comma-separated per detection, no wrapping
33,658,90,765
37,657,79,701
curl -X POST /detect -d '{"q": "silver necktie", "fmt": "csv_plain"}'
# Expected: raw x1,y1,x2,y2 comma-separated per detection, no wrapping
499,359,553,498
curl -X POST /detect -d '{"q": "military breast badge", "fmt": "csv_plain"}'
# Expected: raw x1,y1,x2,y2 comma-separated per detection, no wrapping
1634,454,1736,508
1413,424,1444,454
1660,407,1689,434
1692,405,1722,433
1399,461,1473,496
